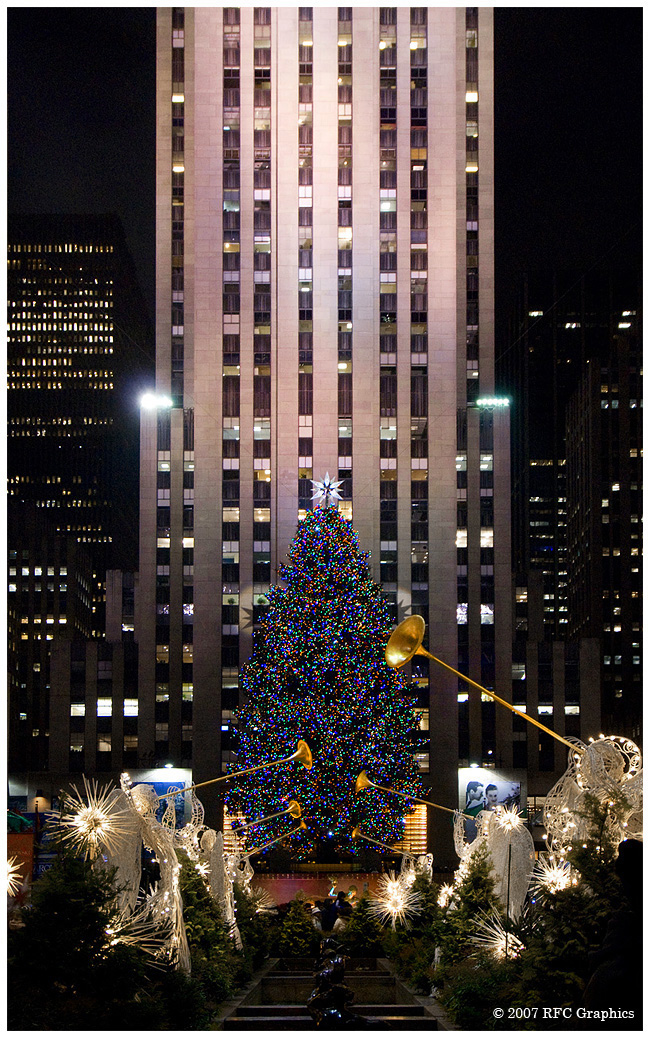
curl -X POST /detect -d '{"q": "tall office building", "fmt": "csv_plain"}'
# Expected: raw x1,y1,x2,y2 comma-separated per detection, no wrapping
140,6,510,862
501,270,642,756
7,214,153,793
8,214,153,585
502,269,641,640
566,327,643,739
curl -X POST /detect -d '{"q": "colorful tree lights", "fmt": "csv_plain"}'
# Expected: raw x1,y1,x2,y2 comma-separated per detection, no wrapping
226,505,422,856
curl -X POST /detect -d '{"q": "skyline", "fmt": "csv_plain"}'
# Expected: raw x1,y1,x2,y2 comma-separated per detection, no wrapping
7,6,643,338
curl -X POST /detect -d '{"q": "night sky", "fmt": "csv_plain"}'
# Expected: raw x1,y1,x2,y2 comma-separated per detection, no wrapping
8,6,642,336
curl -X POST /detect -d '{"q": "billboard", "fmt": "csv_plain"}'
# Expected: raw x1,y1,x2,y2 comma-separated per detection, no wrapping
458,767,524,842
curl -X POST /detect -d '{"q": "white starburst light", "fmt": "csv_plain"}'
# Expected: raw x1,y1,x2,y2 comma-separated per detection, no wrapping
50,777,131,860
472,908,524,960
369,871,422,928
7,856,24,896
437,883,454,909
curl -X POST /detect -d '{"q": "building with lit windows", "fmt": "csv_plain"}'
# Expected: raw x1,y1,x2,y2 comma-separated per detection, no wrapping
500,269,642,751
8,214,153,587
565,329,643,740
137,6,512,863
7,214,153,799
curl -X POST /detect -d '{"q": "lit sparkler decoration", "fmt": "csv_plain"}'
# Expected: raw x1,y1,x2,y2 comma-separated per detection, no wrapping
532,855,575,895
494,804,525,831
249,886,278,914
472,908,524,960
195,861,211,880
437,883,454,909
52,777,131,860
105,898,174,961
368,871,422,929
7,856,24,896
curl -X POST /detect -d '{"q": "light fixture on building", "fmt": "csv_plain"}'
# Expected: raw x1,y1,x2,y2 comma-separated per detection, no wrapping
140,392,174,409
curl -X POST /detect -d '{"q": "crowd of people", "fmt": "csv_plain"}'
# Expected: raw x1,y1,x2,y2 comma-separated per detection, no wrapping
308,890,355,933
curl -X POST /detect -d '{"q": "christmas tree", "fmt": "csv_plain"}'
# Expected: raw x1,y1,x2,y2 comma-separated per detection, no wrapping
226,493,423,857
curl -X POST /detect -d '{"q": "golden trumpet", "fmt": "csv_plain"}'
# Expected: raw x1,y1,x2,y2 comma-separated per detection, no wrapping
351,826,402,853
154,740,313,802
248,818,307,855
231,800,303,833
355,770,472,818
385,615,577,751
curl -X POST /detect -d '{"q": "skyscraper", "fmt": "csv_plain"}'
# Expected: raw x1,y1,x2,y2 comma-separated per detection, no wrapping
7,214,153,790
140,6,510,862
8,214,153,585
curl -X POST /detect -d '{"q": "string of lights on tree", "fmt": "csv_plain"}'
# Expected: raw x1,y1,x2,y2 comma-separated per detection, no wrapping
226,499,423,856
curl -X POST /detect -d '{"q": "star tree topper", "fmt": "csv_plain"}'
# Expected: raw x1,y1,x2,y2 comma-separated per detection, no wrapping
311,472,344,507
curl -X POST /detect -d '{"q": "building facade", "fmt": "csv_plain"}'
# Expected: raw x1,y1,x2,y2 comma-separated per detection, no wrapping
139,6,510,862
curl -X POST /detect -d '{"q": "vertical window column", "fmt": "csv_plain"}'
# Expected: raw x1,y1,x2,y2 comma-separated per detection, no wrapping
409,7,429,652
297,9,314,521
171,7,185,405
221,8,241,719
465,7,479,401
336,7,353,519
252,9,272,624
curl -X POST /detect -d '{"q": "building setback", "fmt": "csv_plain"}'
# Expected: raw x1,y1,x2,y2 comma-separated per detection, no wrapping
139,6,510,863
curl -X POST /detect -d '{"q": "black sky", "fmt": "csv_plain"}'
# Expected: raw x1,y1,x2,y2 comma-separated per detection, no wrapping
8,6,643,334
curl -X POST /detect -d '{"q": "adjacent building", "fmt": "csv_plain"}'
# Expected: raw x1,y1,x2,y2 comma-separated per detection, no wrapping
7,214,153,802
8,213,153,586
501,269,642,763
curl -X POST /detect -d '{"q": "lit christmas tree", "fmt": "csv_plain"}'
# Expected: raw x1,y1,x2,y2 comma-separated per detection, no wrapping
226,485,423,857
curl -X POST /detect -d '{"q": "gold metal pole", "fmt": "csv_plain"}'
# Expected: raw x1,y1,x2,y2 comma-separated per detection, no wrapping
351,826,402,853
355,771,474,819
248,819,307,855
231,801,302,832
154,741,312,803
418,649,577,751
385,616,579,752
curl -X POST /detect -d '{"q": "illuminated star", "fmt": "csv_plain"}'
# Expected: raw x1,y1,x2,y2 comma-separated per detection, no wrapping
311,473,344,506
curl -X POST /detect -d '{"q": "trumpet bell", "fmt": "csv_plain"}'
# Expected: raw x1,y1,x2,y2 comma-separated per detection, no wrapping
287,800,302,819
355,770,373,793
293,740,313,770
351,825,361,838
385,614,426,668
